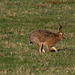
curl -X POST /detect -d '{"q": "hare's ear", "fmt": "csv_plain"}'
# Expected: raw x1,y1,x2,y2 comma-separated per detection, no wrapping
58,24,62,32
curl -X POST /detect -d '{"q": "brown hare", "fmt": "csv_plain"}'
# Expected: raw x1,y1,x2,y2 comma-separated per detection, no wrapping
29,25,65,53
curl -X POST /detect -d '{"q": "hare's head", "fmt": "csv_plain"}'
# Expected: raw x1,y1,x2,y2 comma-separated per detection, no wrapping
57,25,65,40
59,32,65,40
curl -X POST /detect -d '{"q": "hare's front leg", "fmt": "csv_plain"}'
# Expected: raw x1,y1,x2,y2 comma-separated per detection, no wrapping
46,44,50,53
51,46,58,52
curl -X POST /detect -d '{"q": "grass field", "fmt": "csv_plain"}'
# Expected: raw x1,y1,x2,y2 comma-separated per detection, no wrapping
0,0,75,75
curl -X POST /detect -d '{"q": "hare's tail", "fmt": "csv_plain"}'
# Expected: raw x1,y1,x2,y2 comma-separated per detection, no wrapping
30,41,33,44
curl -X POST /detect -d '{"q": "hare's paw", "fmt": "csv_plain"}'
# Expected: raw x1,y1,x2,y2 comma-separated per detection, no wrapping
42,49,45,53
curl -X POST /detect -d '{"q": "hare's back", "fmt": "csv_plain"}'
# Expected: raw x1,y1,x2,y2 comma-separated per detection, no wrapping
30,29,57,39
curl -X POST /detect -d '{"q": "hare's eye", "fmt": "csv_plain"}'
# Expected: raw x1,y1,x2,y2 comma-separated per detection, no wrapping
60,33,62,35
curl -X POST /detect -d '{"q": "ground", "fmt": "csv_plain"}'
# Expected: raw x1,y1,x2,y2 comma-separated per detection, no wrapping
0,0,75,75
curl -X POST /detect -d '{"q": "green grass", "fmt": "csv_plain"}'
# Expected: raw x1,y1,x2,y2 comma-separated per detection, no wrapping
0,0,75,75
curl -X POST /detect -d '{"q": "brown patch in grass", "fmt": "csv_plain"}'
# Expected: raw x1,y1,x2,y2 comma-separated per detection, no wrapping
0,34,8,40
42,0,68,4
35,4,46,7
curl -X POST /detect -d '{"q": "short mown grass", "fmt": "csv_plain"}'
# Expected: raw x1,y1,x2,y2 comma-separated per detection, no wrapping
0,0,75,75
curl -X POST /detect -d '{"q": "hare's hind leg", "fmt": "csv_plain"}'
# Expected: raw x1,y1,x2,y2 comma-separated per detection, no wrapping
51,47,58,52
41,44,45,53
38,43,45,53
38,43,43,53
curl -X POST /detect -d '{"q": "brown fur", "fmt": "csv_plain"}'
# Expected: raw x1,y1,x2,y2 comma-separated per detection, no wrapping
29,25,65,53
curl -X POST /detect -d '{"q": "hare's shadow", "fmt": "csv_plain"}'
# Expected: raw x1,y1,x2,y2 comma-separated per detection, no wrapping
51,48,74,52
51,48,66,52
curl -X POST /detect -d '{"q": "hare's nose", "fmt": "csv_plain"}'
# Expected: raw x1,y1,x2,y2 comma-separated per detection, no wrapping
63,36,65,39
